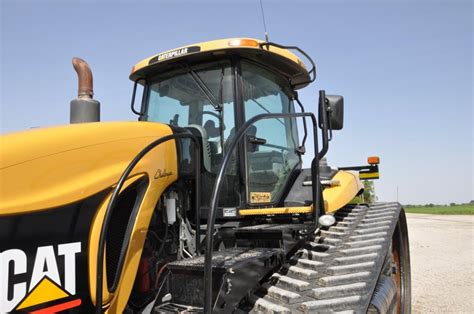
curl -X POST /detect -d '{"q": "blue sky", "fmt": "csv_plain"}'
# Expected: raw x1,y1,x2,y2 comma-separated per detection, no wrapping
1,0,472,204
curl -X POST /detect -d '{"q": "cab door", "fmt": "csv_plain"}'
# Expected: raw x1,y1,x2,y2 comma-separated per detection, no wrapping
240,60,301,205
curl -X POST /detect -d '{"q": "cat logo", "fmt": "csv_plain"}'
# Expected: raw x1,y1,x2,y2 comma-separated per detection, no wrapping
0,242,82,313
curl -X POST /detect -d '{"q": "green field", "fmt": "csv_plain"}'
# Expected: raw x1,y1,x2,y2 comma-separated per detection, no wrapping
404,204,474,215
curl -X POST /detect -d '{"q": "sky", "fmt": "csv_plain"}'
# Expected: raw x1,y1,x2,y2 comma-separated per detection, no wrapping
1,0,472,204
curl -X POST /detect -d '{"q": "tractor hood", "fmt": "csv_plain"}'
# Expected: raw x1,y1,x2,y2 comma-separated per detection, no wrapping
0,122,178,214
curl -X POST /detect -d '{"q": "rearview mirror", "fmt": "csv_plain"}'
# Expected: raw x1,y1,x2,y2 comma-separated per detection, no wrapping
319,95,344,130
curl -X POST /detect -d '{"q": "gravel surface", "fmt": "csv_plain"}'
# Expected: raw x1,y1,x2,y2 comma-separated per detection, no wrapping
407,214,474,313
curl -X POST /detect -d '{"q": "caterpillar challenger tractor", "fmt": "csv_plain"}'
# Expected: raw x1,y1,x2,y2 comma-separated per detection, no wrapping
0,38,410,313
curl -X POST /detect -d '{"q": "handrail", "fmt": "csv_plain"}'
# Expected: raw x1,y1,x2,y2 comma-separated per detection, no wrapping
130,78,146,116
96,132,200,313
203,112,322,313
259,42,317,86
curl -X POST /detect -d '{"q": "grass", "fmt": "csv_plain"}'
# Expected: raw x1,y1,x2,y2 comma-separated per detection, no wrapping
404,204,474,215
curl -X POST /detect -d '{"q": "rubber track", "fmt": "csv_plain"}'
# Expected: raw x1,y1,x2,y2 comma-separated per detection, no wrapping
248,202,402,313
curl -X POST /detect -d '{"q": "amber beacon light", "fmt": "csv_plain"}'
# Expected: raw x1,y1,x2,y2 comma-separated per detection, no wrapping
368,156,380,165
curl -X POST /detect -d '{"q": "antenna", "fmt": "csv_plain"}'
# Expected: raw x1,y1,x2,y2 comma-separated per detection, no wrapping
259,0,269,42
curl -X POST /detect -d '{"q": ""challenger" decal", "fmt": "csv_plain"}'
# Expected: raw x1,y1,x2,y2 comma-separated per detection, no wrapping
0,242,81,313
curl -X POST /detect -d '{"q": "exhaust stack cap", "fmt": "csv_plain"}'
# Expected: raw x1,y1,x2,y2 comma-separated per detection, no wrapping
70,57,100,123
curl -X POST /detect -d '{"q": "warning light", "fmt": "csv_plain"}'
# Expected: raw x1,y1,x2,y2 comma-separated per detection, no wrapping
228,39,259,47
368,156,380,165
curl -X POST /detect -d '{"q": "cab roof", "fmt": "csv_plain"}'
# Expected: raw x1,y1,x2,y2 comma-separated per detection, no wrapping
130,38,312,89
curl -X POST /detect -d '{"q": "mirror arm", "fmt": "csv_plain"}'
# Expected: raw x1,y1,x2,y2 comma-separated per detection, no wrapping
318,90,329,159
326,104,333,141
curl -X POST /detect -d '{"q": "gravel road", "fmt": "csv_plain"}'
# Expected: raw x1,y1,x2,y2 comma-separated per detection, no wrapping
407,214,474,313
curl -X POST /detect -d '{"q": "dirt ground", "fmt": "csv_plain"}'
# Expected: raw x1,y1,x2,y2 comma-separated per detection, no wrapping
406,214,474,313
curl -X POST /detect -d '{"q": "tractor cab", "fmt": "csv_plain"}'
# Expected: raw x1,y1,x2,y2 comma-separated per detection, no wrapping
130,38,313,211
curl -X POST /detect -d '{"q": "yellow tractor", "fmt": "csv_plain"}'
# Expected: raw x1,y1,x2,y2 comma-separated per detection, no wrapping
0,38,410,313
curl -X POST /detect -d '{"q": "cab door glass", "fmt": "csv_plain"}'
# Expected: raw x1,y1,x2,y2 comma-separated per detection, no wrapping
241,61,300,204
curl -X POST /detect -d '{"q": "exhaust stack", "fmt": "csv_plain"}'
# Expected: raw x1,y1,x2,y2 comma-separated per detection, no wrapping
70,57,100,123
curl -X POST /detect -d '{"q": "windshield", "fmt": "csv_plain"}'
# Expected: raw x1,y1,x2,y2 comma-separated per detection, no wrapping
145,60,239,207
146,61,235,147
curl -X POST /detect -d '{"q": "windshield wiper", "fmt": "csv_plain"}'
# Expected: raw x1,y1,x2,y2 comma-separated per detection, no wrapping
185,65,221,110
184,64,226,150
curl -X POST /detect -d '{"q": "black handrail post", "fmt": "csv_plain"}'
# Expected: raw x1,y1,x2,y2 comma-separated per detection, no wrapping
203,112,320,313
95,132,200,313
194,140,201,254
